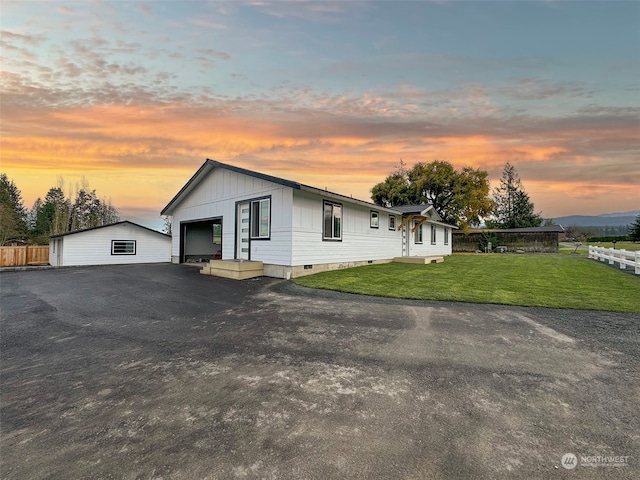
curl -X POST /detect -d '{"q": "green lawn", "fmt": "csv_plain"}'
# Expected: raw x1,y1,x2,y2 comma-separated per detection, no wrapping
586,241,640,251
293,254,640,313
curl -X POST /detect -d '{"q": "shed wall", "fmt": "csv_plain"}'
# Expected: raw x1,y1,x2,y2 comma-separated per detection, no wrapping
453,231,560,253
55,224,171,266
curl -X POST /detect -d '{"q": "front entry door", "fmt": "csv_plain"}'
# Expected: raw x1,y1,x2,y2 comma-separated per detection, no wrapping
236,202,250,260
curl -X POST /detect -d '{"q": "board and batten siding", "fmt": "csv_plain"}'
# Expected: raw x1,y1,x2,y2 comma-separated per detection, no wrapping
53,223,171,266
407,222,453,257
170,168,294,265
291,190,402,266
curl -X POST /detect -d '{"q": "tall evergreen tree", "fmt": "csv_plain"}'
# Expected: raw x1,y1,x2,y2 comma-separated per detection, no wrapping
68,177,120,231
489,163,542,229
628,214,640,242
45,186,71,235
0,173,28,244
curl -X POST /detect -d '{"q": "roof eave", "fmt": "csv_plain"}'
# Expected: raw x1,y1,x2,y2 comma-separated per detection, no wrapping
49,221,169,239
161,159,303,215
161,160,216,216
299,185,400,214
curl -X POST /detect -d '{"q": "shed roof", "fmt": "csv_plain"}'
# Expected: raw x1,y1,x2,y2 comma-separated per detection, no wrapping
454,225,565,234
50,221,170,239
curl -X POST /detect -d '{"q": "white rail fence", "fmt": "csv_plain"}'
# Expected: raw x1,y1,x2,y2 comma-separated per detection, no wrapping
589,246,640,275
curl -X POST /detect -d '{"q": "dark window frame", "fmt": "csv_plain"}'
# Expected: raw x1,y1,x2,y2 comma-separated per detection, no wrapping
323,200,343,241
370,210,379,229
388,215,396,231
444,227,449,245
431,224,437,245
414,221,423,244
111,240,136,255
249,196,271,240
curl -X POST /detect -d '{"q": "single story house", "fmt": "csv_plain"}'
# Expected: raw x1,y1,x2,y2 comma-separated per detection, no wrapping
49,221,171,266
452,225,565,253
161,160,456,278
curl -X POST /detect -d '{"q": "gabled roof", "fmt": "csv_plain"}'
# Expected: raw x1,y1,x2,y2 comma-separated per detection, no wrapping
393,204,438,216
50,221,170,239
391,204,458,229
161,159,400,215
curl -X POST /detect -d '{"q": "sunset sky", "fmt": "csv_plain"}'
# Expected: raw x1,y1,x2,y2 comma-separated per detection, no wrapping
2,0,639,229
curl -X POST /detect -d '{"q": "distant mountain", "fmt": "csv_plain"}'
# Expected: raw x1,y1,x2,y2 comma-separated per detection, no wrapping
599,210,640,218
555,212,637,228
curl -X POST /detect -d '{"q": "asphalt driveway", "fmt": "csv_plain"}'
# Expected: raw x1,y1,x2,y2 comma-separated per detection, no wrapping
1,264,638,479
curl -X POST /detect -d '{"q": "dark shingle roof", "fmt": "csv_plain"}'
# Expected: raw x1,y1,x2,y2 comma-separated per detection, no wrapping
162,159,400,215
50,221,169,239
454,225,565,234
392,205,433,214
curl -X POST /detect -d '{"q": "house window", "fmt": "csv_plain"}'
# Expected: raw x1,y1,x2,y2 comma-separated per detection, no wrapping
212,223,222,245
323,200,342,241
414,221,423,244
112,240,136,255
250,198,270,239
444,228,449,245
389,215,396,231
370,211,379,229
431,225,437,244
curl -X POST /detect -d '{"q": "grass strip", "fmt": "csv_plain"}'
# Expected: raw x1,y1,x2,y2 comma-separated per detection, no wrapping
293,254,640,313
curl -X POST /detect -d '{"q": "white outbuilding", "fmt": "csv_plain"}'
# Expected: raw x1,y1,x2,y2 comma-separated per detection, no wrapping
49,221,171,267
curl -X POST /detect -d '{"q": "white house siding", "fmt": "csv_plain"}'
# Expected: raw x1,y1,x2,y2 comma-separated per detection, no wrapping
407,223,453,257
170,168,293,265
55,223,171,266
291,190,403,266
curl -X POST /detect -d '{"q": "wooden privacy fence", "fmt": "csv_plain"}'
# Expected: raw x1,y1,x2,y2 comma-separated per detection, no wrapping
0,246,49,267
589,246,640,275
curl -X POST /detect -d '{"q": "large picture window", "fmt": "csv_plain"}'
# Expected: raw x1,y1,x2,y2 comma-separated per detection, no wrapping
112,240,136,255
323,201,342,241
250,198,270,239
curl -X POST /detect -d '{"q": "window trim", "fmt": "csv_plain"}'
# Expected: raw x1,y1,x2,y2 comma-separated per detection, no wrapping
444,227,449,245
388,215,396,231
431,224,437,245
111,240,136,255
249,196,271,240
323,200,343,242
212,223,222,245
370,210,379,229
414,221,423,244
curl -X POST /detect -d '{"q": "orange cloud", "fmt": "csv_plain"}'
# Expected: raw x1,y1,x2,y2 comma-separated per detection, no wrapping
3,101,638,219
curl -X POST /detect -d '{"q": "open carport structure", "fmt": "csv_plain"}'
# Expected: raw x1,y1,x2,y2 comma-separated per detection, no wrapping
1,264,638,479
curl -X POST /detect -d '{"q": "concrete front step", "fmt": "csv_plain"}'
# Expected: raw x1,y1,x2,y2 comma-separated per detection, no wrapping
393,256,444,264
200,259,264,280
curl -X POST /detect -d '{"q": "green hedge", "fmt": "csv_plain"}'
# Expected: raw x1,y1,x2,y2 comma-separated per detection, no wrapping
587,235,629,243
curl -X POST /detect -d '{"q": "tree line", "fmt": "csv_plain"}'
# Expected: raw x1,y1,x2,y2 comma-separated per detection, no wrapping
0,174,119,245
371,161,544,230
